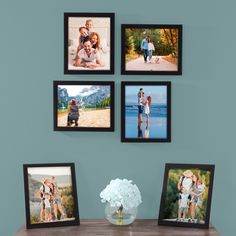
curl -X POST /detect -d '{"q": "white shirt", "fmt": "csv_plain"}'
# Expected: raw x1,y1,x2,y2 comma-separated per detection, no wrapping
78,48,101,62
138,96,144,106
148,42,155,51
181,177,193,193
197,183,205,193
40,184,51,194
145,104,150,115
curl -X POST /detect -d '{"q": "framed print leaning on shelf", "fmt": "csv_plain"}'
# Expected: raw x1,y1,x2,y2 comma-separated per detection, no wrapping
54,81,115,131
121,81,171,142
158,163,215,229
23,163,80,229
121,24,182,75
64,12,114,74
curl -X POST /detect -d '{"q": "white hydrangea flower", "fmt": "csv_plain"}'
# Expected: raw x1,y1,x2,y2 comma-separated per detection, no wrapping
100,178,142,210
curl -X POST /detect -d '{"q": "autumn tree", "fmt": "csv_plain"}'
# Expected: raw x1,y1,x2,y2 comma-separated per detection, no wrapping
160,29,178,57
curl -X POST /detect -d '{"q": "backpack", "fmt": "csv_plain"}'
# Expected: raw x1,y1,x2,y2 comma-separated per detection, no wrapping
180,176,185,187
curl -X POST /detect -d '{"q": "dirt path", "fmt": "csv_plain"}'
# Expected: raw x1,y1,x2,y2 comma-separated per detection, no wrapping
126,56,178,71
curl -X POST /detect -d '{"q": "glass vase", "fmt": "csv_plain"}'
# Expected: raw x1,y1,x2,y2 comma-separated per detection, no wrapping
105,203,137,225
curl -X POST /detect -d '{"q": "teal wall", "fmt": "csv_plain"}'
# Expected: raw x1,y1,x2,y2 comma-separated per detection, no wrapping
0,0,234,235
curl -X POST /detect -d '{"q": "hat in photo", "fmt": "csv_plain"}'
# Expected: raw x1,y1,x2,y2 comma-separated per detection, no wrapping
183,170,193,178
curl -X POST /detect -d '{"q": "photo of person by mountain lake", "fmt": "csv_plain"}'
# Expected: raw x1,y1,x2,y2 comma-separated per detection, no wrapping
121,82,171,142
54,81,114,131
158,164,215,229
23,163,80,229
121,24,182,75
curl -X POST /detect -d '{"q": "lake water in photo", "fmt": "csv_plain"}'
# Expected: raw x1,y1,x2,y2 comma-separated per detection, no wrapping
125,104,167,139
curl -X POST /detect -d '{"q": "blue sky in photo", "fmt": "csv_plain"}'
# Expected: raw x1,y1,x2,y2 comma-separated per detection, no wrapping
125,85,167,105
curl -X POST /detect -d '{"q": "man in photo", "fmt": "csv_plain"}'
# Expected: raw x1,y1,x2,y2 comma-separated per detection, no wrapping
141,35,149,63
74,38,103,68
137,88,145,123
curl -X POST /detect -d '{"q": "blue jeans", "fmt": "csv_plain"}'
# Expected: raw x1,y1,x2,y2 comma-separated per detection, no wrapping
143,49,149,62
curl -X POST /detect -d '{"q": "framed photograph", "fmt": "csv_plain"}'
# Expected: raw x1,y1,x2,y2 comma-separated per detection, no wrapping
121,24,182,75
54,81,114,131
158,163,215,228
64,13,114,74
121,81,171,142
23,163,80,229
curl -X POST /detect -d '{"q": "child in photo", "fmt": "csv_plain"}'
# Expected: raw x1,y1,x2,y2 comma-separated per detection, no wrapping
196,180,205,206
85,19,94,35
77,19,94,49
74,20,94,59
177,187,190,222
74,27,89,59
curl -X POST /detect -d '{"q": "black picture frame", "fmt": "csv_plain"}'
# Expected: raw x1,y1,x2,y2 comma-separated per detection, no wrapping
23,163,80,229
121,81,171,142
64,12,115,74
53,81,115,131
158,163,215,229
121,24,182,75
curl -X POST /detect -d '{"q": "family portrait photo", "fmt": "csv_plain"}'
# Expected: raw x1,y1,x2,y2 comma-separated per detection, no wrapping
64,13,114,74
158,164,215,228
54,81,114,131
121,82,171,142
23,163,79,228
121,24,182,75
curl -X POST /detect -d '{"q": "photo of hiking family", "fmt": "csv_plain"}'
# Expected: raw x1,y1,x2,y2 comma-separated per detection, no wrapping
121,82,171,142
54,81,114,131
65,13,114,74
23,164,79,228
121,24,182,75
159,164,215,228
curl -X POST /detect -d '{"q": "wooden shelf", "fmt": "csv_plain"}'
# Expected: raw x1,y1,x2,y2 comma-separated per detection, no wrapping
15,219,220,236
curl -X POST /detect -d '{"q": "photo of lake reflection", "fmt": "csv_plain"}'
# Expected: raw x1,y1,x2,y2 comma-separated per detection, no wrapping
121,82,171,142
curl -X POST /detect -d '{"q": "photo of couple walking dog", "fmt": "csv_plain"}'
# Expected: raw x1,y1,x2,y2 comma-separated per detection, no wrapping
122,25,182,74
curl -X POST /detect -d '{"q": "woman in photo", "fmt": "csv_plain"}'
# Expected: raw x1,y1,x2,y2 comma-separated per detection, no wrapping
50,176,66,221
148,39,155,62
190,175,206,223
89,32,101,52
144,95,151,127
67,99,80,127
